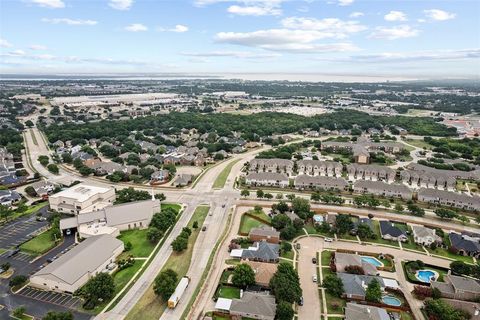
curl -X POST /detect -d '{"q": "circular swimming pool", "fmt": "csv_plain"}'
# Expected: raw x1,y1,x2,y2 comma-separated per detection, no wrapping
382,295,402,306
416,269,439,283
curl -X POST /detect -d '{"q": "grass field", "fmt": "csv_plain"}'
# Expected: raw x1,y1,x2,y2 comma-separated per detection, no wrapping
2,202,48,225
324,291,346,314
426,247,474,264
246,209,271,223
125,205,210,320
161,203,182,212
30,130,38,146
321,251,332,266
405,138,433,150
118,229,155,258
212,159,240,189
217,285,241,299
238,214,267,235
20,228,57,255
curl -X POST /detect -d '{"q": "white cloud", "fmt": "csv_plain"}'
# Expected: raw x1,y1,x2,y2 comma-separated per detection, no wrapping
109,0,133,10
369,25,419,40
158,25,189,32
349,12,364,18
281,17,367,38
41,18,98,25
0,38,13,48
124,23,148,32
215,29,358,53
8,50,26,56
384,10,407,21
181,51,281,59
227,5,281,16
338,0,354,6
29,44,48,50
337,49,480,63
424,9,456,21
30,0,65,9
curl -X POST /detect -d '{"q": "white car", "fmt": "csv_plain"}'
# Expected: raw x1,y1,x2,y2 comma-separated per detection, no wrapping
324,237,333,242
312,275,317,282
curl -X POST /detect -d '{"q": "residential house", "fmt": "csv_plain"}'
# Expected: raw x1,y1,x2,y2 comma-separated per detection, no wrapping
449,233,480,258
432,275,480,301
241,241,280,263
294,175,348,191
441,299,480,320
0,190,21,206
412,226,442,246
344,303,390,320
417,188,480,211
246,172,289,188
353,180,413,200
244,261,278,288
249,227,280,244
150,170,170,185
87,162,124,176
31,180,56,198
174,174,193,187
229,292,276,320
400,169,456,191
338,273,399,300
379,221,408,242
334,252,379,276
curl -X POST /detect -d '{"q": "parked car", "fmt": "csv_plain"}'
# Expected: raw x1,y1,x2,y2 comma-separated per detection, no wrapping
298,297,304,306
312,257,317,264
65,229,71,236
222,204,226,208
324,237,333,242
36,216,46,221
296,243,301,249
202,226,207,231
312,275,317,282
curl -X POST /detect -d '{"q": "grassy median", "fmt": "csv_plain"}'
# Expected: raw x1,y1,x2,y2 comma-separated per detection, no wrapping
212,159,239,189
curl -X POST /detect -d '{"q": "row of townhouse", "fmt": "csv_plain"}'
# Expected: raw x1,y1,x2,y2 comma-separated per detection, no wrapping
0,147,25,186
400,169,456,191
321,139,406,154
353,180,413,200
297,160,342,177
248,158,294,176
418,188,480,211
347,164,395,183
294,175,349,191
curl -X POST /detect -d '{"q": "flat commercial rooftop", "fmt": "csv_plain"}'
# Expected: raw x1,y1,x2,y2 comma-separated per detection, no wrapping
50,183,113,202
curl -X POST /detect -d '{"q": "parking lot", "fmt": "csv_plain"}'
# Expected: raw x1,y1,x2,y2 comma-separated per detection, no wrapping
0,214,49,250
16,286,83,310
0,251,32,262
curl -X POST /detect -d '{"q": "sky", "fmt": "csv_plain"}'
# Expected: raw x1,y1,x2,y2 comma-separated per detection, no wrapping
0,0,479,79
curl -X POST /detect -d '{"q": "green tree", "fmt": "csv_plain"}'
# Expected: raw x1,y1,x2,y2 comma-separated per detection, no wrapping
357,223,376,240
365,279,382,302
323,274,344,297
433,208,457,220
272,200,289,214
82,273,115,306
232,263,256,288
240,189,250,198
276,301,294,320
256,189,264,198
13,306,26,318
153,269,178,300
335,214,353,235
25,186,37,197
269,262,302,303
25,120,34,127
291,197,310,219
47,163,59,174
424,299,471,320
115,187,150,204
172,234,188,252
271,214,292,230
394,203,404,212
147,227,164,244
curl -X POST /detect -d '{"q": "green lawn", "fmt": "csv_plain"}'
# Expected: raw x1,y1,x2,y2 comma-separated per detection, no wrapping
369,220,400,247
321,251,332,267
161,203,182,213
324,291,346,314
217,285,241,299
426,247,474,264
213,159,240,189
118,229,155,258
404,139,433,150
281,249,294,260
238,214,267,235
125,205,210,320
20,228,57,255
2,202,49,225
247,209,271,223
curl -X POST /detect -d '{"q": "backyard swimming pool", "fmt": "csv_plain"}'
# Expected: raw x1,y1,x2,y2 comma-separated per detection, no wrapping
382,295,402,306
416,270,438,283
361,256,384,267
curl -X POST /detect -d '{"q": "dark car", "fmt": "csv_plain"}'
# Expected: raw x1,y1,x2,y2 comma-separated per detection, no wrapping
298,297,304,306
202,226,207,231
312,257,317,264
7,248,20,258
